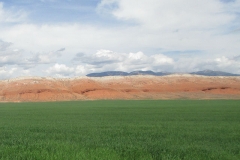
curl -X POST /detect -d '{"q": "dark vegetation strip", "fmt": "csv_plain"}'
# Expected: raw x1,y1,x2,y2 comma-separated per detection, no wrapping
0,100,240,160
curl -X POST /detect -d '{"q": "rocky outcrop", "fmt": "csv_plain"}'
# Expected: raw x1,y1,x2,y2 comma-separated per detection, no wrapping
0,75,240,102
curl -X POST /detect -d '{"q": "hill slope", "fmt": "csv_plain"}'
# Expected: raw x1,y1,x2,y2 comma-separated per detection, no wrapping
1,75,240,102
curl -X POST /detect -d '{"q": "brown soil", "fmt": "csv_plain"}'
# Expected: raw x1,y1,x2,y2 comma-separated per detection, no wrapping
0,75,240,102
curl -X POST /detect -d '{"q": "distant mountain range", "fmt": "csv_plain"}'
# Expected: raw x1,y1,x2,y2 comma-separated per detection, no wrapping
190,70,240,76
86,70,240,77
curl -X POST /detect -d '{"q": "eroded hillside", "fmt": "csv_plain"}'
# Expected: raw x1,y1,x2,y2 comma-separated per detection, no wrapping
0,75,240,102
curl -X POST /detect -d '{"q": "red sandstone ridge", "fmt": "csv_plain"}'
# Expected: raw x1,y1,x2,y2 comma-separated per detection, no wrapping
0,75,240,102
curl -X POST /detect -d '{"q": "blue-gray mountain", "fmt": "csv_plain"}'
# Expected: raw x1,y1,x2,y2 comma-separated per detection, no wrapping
86,71,171,77
190,70,240,76
86,70,240,77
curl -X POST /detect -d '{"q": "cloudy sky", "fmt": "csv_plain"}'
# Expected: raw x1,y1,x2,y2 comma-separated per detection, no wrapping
0,0,240,79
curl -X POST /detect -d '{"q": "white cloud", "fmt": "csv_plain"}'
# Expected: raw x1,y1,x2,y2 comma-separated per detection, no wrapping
98,0,235,30
27,48,64,65
172,55,240,73
128,52,147,62
0,67,17,79
0,40,12,51
73,50,174,73
46,63,74,77
96,0,240,54
44,50,240,77
151,54,174,65
1,16,239,60
0,2,27,23
0,40,24,66
211,56,240,73
214,56,239,69
0,39,64,70
0,0,239,79
73,50,124,65
75,65,88,75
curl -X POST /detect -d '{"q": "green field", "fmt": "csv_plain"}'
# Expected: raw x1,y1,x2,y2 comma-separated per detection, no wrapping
0,100,240,160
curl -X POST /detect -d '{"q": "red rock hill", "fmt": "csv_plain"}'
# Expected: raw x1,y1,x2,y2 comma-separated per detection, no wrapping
0,75,240,102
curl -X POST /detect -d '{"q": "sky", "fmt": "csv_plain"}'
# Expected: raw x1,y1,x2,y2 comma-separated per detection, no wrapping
0,0,240,79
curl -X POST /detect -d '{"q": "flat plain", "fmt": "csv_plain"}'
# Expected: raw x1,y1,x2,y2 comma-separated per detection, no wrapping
0,100,240,160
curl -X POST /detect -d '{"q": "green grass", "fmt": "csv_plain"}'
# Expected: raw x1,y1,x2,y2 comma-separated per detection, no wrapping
0,100,240,160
